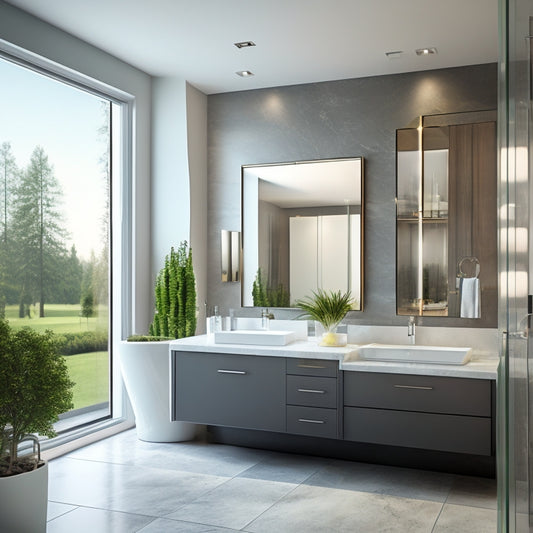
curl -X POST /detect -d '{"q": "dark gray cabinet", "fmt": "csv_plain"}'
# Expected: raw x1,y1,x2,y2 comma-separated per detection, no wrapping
173,351,285,432
286,375,337,409
172,350,494,459
287,405,338,439
286,358,338,377
286,358,340,438
344,372,493,456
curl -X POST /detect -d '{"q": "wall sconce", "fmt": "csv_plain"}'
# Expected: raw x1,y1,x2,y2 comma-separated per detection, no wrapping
221,230,241,282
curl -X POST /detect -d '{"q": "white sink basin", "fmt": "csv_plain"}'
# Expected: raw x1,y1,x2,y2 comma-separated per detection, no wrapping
214,329,296,346
356,343,472,365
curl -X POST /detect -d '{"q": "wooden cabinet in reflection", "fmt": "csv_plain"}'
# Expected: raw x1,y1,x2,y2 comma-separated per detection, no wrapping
396,111,497,325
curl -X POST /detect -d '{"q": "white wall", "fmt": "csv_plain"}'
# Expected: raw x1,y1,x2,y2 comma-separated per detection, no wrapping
151,78,190,279
151,78,207,334
186,83,208,333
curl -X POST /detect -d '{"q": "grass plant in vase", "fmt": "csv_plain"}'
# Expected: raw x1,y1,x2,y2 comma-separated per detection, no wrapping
296,289,355,347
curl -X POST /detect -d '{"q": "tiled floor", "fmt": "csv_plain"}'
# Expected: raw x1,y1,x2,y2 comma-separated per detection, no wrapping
46,429,497,532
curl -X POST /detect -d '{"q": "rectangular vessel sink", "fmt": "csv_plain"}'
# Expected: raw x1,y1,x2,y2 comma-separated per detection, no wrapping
214,330,296,346
357,343,472,365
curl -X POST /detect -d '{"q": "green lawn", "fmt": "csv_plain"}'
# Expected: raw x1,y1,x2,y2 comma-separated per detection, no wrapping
64,351,109,410
5,303,108,333
4,304,110,411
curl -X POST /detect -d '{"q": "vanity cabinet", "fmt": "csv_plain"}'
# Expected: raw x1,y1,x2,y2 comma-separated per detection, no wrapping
172,349,494,462
285,358,340,439
172,351,285,432
343,372,493,456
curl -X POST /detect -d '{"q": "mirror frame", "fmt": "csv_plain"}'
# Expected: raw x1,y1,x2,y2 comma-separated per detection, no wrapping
241,157,364,309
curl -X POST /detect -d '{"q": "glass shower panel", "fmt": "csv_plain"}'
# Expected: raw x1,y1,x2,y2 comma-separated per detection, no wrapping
497,0,532,531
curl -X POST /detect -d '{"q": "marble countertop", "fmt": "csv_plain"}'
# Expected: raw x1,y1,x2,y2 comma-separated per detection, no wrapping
170,335,356,360
170,335,499,380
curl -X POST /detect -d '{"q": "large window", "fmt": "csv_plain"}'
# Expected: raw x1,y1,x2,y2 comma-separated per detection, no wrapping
0,56,119,430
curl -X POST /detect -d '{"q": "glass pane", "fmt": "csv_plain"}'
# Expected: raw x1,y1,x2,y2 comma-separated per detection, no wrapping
0,57,111,429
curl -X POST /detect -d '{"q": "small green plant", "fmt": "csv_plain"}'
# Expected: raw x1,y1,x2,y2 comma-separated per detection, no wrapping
127,335,173,342
149,241,197,339
296,289,355,332
252,268,290,307
0,319,74,476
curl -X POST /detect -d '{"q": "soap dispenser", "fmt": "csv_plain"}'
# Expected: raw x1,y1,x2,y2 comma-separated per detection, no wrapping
407,316,416,345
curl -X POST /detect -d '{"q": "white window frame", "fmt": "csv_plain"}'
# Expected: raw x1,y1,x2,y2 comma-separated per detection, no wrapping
0,38,136,451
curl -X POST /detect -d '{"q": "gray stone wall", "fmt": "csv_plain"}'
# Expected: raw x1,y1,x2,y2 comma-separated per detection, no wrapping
207,63,497,326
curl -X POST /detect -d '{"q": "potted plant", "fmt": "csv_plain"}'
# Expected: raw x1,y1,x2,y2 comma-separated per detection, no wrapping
296,289,355,346
119,241,197,442
0,318,74,533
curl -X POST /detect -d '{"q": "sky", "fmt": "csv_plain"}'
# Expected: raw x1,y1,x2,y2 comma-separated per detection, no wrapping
0,57,108,261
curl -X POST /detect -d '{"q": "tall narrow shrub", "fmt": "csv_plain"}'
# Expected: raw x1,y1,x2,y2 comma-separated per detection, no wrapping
149,241,197,339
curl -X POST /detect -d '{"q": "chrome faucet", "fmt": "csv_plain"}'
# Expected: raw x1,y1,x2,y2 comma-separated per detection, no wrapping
407,316,416,345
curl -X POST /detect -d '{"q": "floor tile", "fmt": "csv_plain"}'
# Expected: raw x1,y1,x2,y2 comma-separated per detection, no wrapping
447,475,497,509
166,477,297,530
237,451,328,484
48,430,498,532
245,484,443,533
47,501,77,521
68,429,270,477
46,506,153,533
138,518,240,532
433,503,497,533
304,458,455,502
48,456,228,516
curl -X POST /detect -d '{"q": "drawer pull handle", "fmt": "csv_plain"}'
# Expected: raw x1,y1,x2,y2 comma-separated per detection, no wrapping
298,364,326,369
297,388,326,394
394,384,433,390
298,418,325,424
217,369,247,375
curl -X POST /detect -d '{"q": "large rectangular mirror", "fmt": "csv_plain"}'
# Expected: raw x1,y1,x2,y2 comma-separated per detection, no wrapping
396,110,497,324
242,157,364,309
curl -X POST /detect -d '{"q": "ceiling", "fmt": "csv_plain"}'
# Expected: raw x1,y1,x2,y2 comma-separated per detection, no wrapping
4,0,498,95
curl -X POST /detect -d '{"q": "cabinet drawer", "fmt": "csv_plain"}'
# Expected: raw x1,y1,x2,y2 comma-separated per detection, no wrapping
344,407,491,456
286,375,337,408
287,358,338,377
344,372,491,417
287,406,338,439
174,351,285,432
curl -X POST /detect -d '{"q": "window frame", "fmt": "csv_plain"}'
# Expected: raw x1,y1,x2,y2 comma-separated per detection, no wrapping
0,39,136,448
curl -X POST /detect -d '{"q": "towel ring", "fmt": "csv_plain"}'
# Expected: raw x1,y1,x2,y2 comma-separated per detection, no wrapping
458,256,480,278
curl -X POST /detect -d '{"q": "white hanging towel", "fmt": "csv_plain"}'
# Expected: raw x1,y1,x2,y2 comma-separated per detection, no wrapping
460,277,481,318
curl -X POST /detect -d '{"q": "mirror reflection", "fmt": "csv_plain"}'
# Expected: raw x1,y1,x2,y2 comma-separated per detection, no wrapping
242,158,364,309
396,111,497,323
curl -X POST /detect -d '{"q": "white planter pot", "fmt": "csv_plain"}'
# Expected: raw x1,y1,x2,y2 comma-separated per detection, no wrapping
119,340,196,442
0,461,48,532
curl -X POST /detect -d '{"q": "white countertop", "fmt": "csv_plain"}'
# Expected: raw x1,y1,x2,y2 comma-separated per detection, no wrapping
170,335,357,360
170,335,499,380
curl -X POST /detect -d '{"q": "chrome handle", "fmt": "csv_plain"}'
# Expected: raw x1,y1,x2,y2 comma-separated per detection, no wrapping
394,384,433,390
298,364,326,369
298,418,325,424
217,369,247,375
297,388,325,394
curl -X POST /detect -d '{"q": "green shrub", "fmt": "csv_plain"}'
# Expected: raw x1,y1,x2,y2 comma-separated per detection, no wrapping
58,330,108,355
149,241,197,339
126,335,172,342
252,268,290,307
0,319,74,475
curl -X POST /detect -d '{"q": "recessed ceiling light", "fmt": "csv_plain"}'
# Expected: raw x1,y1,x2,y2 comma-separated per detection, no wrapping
385,50,404,59
236,70,254,77
234,41,256,49
415,47,438,56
